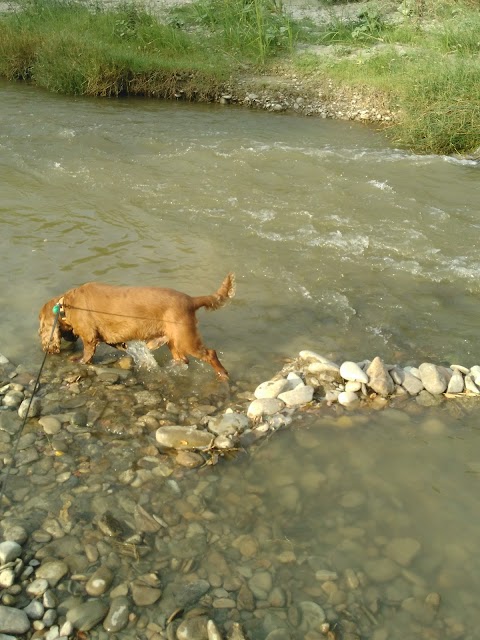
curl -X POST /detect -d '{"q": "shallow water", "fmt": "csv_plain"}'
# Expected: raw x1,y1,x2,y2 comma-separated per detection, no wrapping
1,79,480,639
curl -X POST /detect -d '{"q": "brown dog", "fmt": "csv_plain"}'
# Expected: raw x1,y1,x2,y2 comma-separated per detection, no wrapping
38,274,235,379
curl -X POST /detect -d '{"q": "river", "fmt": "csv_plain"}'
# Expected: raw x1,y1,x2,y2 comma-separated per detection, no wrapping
1,80,479,640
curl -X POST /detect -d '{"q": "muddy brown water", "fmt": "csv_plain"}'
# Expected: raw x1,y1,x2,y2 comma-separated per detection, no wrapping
1,80,480,639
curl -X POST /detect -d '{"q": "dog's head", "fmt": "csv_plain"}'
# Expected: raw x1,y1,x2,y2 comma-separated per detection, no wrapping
38,295,77,353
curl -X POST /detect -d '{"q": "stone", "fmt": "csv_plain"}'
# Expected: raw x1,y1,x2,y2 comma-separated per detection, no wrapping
103,596,129,633
38,416,62,435
155,426,214,451
385,537,421,566
26,579,49,597
2,391,23,408
176,616,208,640
298,601,326,632
0,606,30,635
232,534,258,558
0,569,15,589
416,390,443,407
277,385,314,407
208,412,249,435
345,380,361,392
299,351,335,365
175,451,204,467
85,565,113,597
307,362,341,383
248,571,272,599
36,560,69,587
364,558,400,582
340,491,365,508
133,505,162,533
399,369,424,395
450,364,469,374
339,361,369,384
247,398,285,419
254,379,289,399
337,391,359,407
465,375,480,394
1,525,27,545
131,581,161,606
418,363,449,395
446,370,464,393
66,600,108,631
207,619,223,640
18,397,41,419
0,541,22,564
0,413,21,435
174,580,210,607
23,600,44,620
366,357,395,396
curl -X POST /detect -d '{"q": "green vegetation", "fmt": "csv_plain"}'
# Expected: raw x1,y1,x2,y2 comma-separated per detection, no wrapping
0,0,294,97
0,0,479,155
293,0,480,154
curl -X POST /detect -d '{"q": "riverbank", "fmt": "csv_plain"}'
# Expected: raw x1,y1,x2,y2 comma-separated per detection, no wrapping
0,0,479,156
1,344,479,639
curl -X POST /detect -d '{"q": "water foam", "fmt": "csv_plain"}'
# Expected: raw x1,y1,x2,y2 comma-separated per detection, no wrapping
125,341,159,371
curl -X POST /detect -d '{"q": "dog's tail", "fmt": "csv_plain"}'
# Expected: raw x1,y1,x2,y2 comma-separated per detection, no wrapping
192,273,236,311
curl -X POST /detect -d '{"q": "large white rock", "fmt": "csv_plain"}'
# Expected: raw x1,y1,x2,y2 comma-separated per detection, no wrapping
254,378,289,399
247,398,285,419
338,391,360,407
418,363,449,395
278,385,314,407
447,370,464,394
299,351,336,366
339,361,369,384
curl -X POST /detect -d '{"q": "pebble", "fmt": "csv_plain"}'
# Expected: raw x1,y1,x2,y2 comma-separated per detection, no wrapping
155,426,214,451
277,385,314,407
247,398,285,419
0,542,22,565
385,537,421,567
338,391,359,407
103,596,130,632
25,579,49,598
339,361,369,384
298,601,326,631
366,357,395,396
0,605,30,635
447,370,464,393
66,600,108,631
364,558,400,583
254,379,289,399
418,363,449,395
85,565,113,596
36,560,69,587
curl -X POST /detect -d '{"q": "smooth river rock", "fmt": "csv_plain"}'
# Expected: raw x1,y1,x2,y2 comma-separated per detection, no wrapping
418,363,450,395
254,379,289,399
0,605,30,635
366,356,395,396
0,542,22,565
247,398,285,419
277,384,314,407
339,361,369,384
103,596,130,632
155,426,214,451
66,600,108,631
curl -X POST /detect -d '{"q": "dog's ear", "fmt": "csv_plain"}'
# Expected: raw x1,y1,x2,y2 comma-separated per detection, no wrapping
38,298,62,354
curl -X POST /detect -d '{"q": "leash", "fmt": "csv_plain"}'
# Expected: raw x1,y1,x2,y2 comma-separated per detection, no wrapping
0,305,61,509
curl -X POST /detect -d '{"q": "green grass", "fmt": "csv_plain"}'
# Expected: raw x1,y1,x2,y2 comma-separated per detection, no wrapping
292,0,480,154
0,0,294,97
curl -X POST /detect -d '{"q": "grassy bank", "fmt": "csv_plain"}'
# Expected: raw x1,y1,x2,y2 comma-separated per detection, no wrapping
0,0,479,155
292,0,480,155
0,0,294,98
